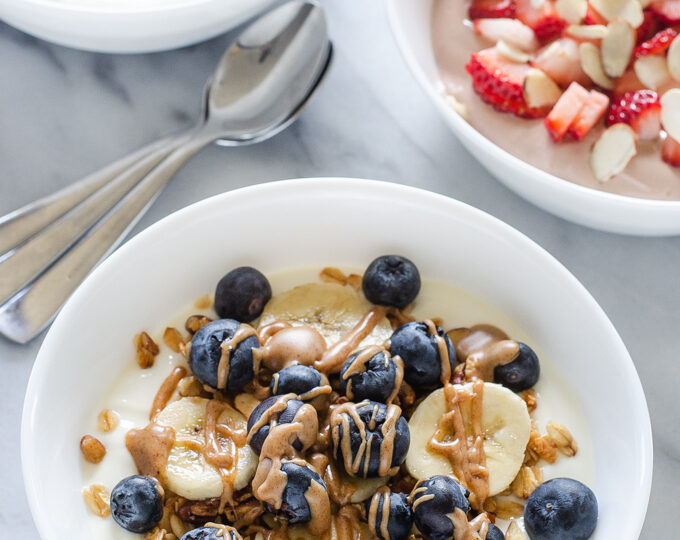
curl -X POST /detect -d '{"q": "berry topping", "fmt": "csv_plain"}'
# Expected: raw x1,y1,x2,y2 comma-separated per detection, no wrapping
247,395,318,455
214,266,272,323
340,346,403,403
468,0,516,20
634,28,678,58
532,38,590,88
366,489,414,540
567,90,610,141
389,321,456,389
410,476,471,540
493,342,541,392
362,255,421,309
181,525,243,540
606,90,662,140
110,475,163,534
466,47,550,118
264,462,329,526
524,477,598,540
545,82,590,141
516,0,567,42
270,364,327,400
189,319,259,392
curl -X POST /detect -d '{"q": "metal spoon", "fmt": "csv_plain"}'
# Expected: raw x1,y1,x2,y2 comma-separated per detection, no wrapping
0,0,332,343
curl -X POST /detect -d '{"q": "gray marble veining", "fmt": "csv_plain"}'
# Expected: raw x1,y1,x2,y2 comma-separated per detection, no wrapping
0,1,678,537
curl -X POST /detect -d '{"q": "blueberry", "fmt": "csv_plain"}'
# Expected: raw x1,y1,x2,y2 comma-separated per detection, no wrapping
110,475,163,534
524,478,598,540
189,319,259,392
181,525,243,540
247,396,317,455
486,523,506,540
365,489,414,540
265,461,328,526
270,364,326,399
494,342,540,392
214,266,272,323
331,401,409,478
362,255,421,309
340,347,400,403
389,321,456,389
411,476,471,540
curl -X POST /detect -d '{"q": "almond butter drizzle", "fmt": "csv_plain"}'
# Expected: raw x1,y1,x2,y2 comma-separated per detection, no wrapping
125,423,176,479
449,325,522,383
428,381,489,510
424,319,452,385
328,504,369,540
307,452,356,506
149,366,187,421
330,401,403,478
217,324,259,390
254,323,328,372
315,307,387,374
367,486,393,540
203,522,241,539
451,508,491,540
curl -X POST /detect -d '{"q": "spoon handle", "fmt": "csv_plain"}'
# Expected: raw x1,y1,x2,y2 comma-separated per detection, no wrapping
0,136,209,343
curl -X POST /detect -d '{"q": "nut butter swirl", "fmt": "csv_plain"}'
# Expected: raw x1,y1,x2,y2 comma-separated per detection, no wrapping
428,380,489,510
217,323,259,390
449,324,520,383
424,319,453,386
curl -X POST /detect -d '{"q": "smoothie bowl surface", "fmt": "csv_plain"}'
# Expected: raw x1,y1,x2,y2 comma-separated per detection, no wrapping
22,179,651,540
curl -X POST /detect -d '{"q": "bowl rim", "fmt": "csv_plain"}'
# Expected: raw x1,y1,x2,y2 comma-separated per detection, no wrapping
21,178,653,539
6,0,220,16
385,0,680,211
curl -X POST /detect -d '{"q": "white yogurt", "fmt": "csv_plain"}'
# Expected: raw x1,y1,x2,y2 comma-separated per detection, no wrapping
81,267,595,539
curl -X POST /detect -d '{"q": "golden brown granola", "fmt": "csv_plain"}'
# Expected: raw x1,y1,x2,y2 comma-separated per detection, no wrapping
177,376,203,397
320,267,349,285
484,496,525,520
510,465,543,499
520,389,537,413
194,294,212,310
135,331,160,369
80,435,106,464
163,327,185,353
346,273,362,291
234,393,262,419
97,409,120,433
546,421,578,457
528,430,558,464
83,484,110,518
185,315,212,335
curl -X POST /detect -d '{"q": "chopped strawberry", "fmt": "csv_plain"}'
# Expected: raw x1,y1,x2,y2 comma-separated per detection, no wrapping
465,47,549,118
634,28,678,58
614,68,647,95
662,135,680,166
468,0,516,20
584,4,607,25
636,10,659,45
606,90,662,140
515,0,566,42
567,90,610,140
651,0,680,24
532,38,590,87
545,82,590,141
474,18,540,51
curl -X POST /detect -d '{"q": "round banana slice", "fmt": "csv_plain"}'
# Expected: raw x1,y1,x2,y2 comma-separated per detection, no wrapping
346,474,389,503
155,397,258,500
406,383,530,496
259,282,393,347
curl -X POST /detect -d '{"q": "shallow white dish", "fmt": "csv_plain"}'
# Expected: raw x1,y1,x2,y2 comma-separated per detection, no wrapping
22,178,652,539
0,0,277,53
387,0,680,236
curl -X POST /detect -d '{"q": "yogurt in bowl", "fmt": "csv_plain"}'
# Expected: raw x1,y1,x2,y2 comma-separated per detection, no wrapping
21,178,652,540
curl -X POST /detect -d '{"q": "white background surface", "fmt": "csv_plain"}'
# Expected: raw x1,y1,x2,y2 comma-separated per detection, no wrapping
0,1,677,537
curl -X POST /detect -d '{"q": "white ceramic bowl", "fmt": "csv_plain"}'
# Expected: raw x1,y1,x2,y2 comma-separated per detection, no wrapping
22,178,652,539
0,0,278,53
387,0,680,236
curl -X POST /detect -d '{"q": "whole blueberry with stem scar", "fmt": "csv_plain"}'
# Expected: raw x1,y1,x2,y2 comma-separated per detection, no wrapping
110,475,163,534
493,342,540,392
181,525,243,540
214,266,272,323
270,364,329,400
340,346,402,403
362,255,421,309
247,395,318,455
365,488,414,540
410,475,471,540
189,318,259,392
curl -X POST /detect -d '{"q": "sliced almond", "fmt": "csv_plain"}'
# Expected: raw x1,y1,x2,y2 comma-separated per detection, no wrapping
555,0,588,23
523,68,563,108
579,42,614,89
667,36,680,82
445,94,469,120
590,124,638,182
566,24,608,40
601,20,635,78
531,0,546,7
497,40,533,63
505,519,530,540
661,89,680,142
634,55,672,90
589,0,643,28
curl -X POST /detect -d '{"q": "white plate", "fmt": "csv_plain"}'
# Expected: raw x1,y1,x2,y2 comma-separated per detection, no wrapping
0,0,278,53
387,0,680,236
22,178,652,539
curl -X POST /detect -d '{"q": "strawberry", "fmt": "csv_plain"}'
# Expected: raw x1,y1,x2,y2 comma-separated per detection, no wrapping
567,90,610,140
651,0,680,24
465,47,549,118
634,28,678,58
468,0,516,20
606,90,662,140
661,135,680,166
636,10,660,45
532,38,590,87
515,0,566,42
474,18,539,51
545,82,590,141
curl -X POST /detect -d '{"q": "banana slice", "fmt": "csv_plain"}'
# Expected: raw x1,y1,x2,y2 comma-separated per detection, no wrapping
259,282,393,347
406,383,530,496
155,397,257,500
345,473,389,503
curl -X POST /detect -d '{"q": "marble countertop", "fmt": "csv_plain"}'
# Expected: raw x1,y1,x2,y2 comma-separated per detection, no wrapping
0,1,677,537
